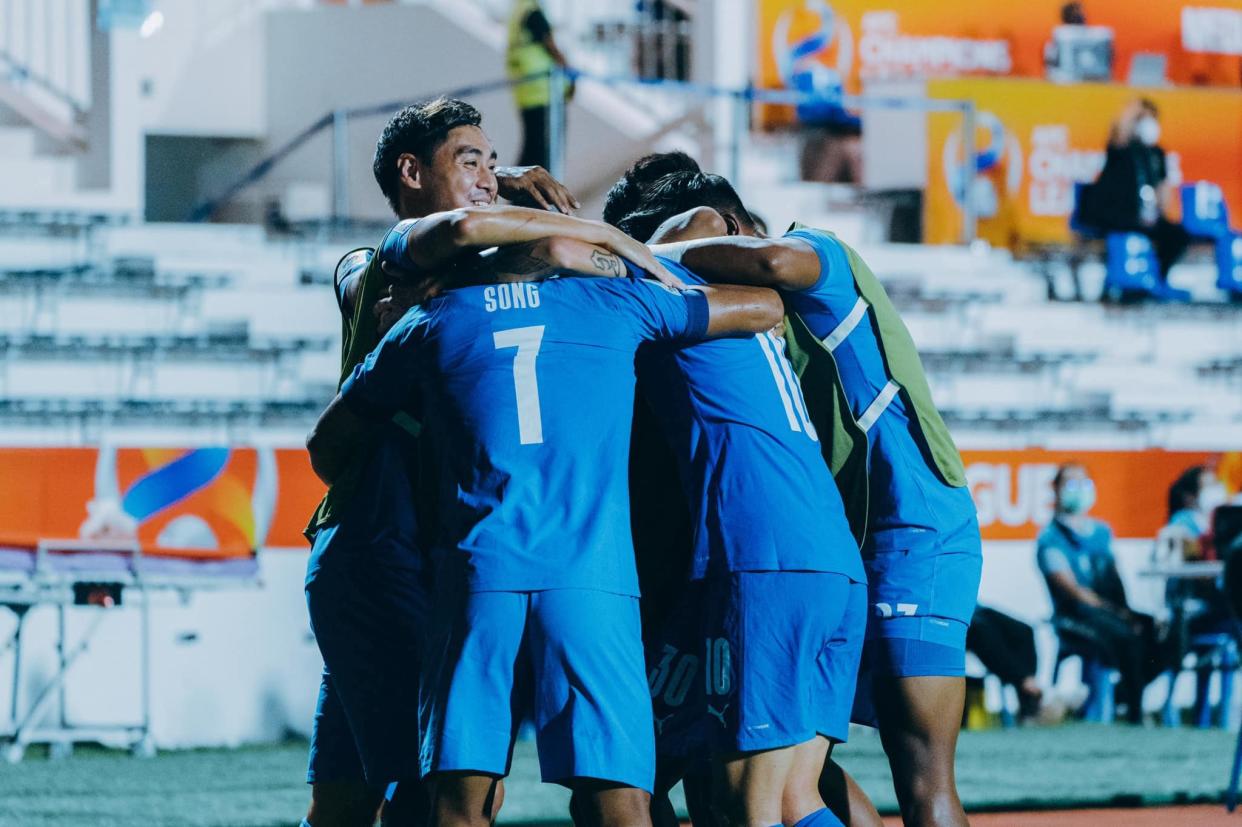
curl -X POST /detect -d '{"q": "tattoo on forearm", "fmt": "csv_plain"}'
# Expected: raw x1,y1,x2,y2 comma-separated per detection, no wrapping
591,249,624,277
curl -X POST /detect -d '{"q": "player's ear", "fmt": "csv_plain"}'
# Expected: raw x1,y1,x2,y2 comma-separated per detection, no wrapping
398,152,421,191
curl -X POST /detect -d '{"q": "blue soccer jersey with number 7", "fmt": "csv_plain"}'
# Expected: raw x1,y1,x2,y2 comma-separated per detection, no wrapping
340,276,709,596
638,257,864,582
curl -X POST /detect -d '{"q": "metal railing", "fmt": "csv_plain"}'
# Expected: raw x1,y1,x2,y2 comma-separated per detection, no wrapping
188,69,981,243
0,0,92,120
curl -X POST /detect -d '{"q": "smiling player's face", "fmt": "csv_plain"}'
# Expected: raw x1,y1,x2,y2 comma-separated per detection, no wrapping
420,125,499,213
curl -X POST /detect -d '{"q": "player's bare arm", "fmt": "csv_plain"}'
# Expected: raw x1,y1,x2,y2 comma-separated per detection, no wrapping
398,205,683,288
456,237,626,283
373,239,627,334
695,284,785,337
646,208,824,291
679,236,823,291
306,395,375,486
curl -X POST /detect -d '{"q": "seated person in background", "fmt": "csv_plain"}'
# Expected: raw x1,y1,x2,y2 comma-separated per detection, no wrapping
1078,99,1189,291
1164,465,1229,559
1036,463,1170,724
1161,466,1233,663
965,606,1052,722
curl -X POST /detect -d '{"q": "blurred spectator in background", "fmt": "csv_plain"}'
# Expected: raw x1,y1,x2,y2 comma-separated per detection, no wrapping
507,0,572,170
635,0,691,81
1078,99,1189,291
1165,466,1229,557
1045,2,1115,84
1037,463,1170,724
1060,1,1087,25
1160,466,1233,665
966,606,1056,722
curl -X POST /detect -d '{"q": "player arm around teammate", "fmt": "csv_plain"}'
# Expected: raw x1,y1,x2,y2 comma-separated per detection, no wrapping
308,277,784,491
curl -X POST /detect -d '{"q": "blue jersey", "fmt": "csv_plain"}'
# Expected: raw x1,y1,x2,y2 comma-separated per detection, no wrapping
306,248,422,584
781,230,977,552
1036,517,1121,617
638,259,862,581
340,276,710,595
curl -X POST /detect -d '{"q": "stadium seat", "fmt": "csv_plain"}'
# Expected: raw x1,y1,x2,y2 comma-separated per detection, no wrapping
1161,633,1240,728
1051,626,1118,723
1104,232,1193,302
964,652,1018,729
1216,235,1242,297
1181,182,1232,242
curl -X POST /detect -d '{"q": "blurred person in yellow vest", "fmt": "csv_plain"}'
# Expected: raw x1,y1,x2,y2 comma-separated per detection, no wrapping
508,0,572,170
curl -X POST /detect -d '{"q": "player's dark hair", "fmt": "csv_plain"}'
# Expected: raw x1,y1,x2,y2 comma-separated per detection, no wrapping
617,171,754,242
1139,97,1160,118
602,151,702,228
1168,465,1207,519
373,97,483,214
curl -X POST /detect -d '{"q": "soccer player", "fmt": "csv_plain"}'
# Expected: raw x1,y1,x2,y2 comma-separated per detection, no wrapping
621,170,983,827
303,98,672,827
307,249,784,827
619,236,868,827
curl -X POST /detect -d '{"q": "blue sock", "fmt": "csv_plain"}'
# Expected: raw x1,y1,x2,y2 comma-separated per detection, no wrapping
793,807,845,827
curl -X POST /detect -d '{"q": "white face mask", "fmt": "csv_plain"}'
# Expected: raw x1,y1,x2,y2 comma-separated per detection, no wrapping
1059,478,1096,515
1199,482,1228,514
1136,116,1161,146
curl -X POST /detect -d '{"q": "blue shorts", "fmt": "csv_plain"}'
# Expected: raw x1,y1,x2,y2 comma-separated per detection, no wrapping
420,588,654,792
861,515,982,674
647,581,712,761
649,572,867,756
850,517,982,726
305,525,429,785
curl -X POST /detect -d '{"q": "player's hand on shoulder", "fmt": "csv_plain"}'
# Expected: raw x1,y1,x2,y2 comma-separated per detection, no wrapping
600,225,684,290
495,165,580,214
373,273,442,336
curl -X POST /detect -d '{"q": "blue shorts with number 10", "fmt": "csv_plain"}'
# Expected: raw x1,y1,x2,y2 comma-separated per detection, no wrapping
650,571,867,756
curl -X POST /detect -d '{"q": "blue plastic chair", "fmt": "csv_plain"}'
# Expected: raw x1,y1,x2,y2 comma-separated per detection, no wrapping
1181,181,1242,297
1104,232,1159,294
1182,182,1232,241
1216,235,1242,297
1053,642,1117,723
1162,633,1240,728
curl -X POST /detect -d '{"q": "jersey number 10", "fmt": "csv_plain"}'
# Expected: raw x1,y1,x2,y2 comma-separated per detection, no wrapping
494,325,546,445
757,332,818,440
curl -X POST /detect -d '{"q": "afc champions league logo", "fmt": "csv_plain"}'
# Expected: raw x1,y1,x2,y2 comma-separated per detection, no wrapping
772,0,854,106
942,111,1023,220
79,446,277,552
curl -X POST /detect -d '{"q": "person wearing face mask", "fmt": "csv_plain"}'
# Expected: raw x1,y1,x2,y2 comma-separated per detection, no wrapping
1161,466,1233,670
1036,463,1171,724
1078,98,1191,299
1166,466,1229,554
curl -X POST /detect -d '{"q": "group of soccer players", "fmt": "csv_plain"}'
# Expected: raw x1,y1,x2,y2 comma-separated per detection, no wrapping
299,97,983,827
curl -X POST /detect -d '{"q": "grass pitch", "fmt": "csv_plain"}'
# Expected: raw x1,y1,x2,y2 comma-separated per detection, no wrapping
0,723,1234,826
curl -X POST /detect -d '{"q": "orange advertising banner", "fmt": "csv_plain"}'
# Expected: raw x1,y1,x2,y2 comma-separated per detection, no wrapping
758,0,1242,97
962,448,1242,541
923,77,1242,247
0,447,323,557
1,446,1238,554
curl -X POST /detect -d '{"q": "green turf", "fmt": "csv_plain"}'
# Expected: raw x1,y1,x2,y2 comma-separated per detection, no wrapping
0,723,1234,826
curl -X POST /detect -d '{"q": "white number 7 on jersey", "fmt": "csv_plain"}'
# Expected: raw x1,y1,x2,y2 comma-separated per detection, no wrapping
493,325,545,445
